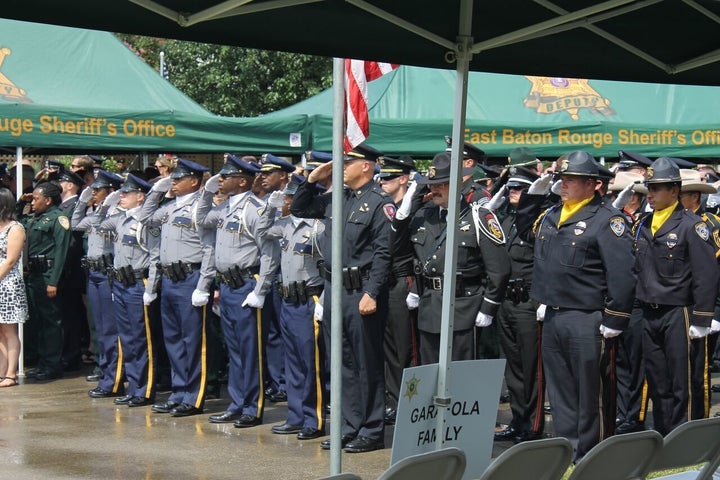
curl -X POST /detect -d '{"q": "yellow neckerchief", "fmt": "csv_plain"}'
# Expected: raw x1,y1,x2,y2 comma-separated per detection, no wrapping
558,196,594,227
651,201,678,236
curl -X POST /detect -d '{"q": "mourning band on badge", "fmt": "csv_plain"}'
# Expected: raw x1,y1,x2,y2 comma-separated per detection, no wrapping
574,221,587,236
666,232,678,248
609,216,626,237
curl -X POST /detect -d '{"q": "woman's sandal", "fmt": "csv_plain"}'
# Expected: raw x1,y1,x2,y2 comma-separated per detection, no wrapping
0,376,18,387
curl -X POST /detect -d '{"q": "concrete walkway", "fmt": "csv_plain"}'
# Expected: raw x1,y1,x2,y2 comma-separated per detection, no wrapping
1,367,717,479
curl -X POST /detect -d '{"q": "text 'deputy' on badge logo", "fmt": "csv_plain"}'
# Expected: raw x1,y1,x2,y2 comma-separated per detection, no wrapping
524,77,612,120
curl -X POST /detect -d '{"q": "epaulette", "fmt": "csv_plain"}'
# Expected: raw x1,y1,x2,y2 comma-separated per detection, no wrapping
248,196,263,208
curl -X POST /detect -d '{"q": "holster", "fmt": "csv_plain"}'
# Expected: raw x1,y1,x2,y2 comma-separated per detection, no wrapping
413,259,424,296
287,281,298,303
230,266,245,288
297,280,308,304
172,261,187,281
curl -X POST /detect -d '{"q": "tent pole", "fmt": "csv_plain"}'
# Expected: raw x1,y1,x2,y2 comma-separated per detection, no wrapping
435,0,474,450
329,57,345,475
16,146,24,377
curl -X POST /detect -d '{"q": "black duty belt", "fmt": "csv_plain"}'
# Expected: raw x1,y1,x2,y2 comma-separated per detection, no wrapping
317,261,370,291
27,255,53,273
639,301,676,310
218,265,260,288
422,275,483,292
279,281,323,304
159,261,202,282
113,266,149,287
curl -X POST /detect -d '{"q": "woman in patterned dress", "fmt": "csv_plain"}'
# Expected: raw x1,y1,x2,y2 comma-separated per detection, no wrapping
0,188,28,387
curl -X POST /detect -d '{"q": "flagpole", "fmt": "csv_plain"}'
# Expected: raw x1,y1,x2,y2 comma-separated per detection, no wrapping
159,51,167,80
329,56,345,475
16,146,24,377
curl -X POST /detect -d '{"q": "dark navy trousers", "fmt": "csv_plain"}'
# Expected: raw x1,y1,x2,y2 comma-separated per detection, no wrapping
87,270,123,393
262,281,285,394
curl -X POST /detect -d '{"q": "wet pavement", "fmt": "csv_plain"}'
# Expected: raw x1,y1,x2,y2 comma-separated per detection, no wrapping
1,366,717,479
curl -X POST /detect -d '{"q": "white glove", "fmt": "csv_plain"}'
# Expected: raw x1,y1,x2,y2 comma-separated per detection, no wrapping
599,325,622,339
528,174,553,195
536,304,546,322
485,185,507,211
689,325,712,339
103,190,121,208
406,292,420,310
79,187,93,204
267,190,285,208
314,302,324,322
143,292,157,305
204,173,221,194
396,180,418,221
612,182,635,210
191,289,210,307
152,176,173,193
242,291,265,309
475,312,493,327
711,319,720,333
551,179,562,196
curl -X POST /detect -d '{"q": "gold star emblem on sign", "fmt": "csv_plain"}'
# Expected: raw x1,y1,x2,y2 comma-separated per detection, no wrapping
403,375,420,401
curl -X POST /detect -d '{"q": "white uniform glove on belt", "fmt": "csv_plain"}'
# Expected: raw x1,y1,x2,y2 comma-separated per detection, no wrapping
599,325,622,339
536,304,546,322
689,325,712,339
406,292,419,310
475,312,493,327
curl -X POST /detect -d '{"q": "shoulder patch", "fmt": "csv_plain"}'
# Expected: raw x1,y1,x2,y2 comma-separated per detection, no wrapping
58,216,70,231
609,216,626,237
471,204,505,245
695,222,710,241
383,203,396,221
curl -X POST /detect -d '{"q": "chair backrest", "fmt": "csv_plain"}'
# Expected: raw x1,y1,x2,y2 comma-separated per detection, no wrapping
649,417,720,480
377,447,466,480
315,474,362,480
477,437,573,480
567,430,663,480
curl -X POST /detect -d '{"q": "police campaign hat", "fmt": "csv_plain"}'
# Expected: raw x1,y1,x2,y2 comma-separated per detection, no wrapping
608,171,647,194
418,152,474,185
260,154,296,173
171,157,209,179
119,173,152,193
91,169,124,189
617,150,652,168
444,136,485,164
220,154,258,177
304,150,332,171
645,157,681,184
508,147,540,167
58,169,84,188
679,169,717,193
556,151,600,178
378,155,414,178
344,143,383,162
283,173,306,196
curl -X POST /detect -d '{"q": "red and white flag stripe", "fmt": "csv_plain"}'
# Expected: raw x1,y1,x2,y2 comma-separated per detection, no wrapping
344,59,399,152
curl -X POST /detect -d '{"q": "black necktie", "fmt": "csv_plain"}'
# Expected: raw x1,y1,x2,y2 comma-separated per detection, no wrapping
440,208,447,223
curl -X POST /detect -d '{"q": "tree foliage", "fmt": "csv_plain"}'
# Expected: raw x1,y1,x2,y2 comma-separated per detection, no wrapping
117,34,332,117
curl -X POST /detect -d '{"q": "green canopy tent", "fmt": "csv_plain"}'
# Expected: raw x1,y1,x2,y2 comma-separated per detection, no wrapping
267,64,720,158
0,18,309,154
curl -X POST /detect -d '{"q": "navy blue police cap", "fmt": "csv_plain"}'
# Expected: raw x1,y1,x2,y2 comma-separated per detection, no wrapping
88,155,104,167
378,155,414,178
260,154,296,173
282,173,306,196
344,143,383,162
618,150,652,168
91,169,125,189
58,169,84,187
305,150,332,171
47,159,65,172
171,158,209,179
221,154,259,177
119,173,152,193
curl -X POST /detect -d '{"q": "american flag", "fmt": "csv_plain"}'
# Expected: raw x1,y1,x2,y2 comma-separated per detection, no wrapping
344,59,398,152
160,51,169,80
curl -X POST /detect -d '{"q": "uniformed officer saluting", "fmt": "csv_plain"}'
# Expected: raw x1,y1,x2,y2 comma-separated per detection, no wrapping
138,158,215,417
406,152,511,364
519,151,636,462
96,174,160,408
633,158,719,434
291,143,393,454
23,181,72,382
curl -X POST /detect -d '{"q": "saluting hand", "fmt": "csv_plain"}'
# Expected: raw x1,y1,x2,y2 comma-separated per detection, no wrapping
308,161,333,184
359,293,377,316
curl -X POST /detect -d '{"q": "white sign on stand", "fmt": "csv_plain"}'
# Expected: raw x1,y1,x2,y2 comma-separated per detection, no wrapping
390,359,505,480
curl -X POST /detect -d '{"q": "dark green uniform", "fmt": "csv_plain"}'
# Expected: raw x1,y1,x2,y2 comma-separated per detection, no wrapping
23,205,72,377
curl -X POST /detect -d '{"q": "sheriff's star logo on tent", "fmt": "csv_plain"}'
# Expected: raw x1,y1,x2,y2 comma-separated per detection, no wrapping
0,47,32,103
523,76,612,120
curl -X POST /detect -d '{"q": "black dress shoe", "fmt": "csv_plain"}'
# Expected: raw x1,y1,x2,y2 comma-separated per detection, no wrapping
114,395,134,405
25,368,42,379
499,391,511,403
268,390,287,403
169,403,203,417
86,373,102,382
88,387,114,398
494,426,517,442
513,431,544,444
234,414,262,428
35,370,62,382
297,427,323,440
344,435,385,453
152,401,179,413
128,397,154,407
272,423,302,434
384,408,396,425
264,386,278,397
615,420,645,434
321,435,355,450
208,411,243,423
